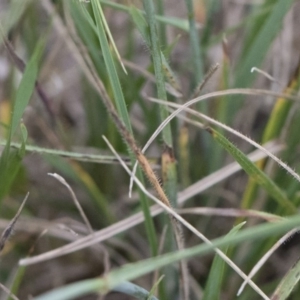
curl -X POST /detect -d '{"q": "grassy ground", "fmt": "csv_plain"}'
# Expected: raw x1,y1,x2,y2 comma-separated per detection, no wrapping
1,0,300,299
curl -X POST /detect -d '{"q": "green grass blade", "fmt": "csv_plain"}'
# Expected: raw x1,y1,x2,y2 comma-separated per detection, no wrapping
129,6,181,94
9,40,44,140
235,0,295,89
33,280,158,300
155,0,167,47
206,127,296,213
33,215,300,300
240,0,274,61
99,0,190,31
1,0,33,35
0,38,43,201
201,0,220,46
184,0,203,85
271,256,300,300
88,1,131,131
0,147,24,200
203,222,246,300
142,0,172,147
0,140,131,165
240,65,300,211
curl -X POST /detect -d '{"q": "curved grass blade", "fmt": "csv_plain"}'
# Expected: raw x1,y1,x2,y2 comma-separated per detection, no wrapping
45,155,114,224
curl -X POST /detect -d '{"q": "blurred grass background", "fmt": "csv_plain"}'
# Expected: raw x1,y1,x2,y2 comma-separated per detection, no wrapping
0,0,300,299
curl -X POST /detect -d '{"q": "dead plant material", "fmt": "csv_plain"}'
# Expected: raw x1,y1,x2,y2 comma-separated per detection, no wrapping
0,192,29,252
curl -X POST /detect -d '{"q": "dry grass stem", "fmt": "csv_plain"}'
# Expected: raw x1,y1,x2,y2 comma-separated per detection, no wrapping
178,207,283,222
147,97,300,183
191,63,220,98
0,193,29,252
102,136,270,300
0,282,19,300
18,142,282,266
47,173,110,274
129,88,298,196
251,67,283,87
47,173,93,233
237,228,299,296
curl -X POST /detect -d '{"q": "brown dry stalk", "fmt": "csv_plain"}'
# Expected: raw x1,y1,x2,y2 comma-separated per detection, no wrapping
64,14,173,210
0,193,29,252
46,4,188,296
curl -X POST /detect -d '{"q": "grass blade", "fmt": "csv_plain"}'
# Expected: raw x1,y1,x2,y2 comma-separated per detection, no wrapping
271,256,300,300
235,0,295,89
203,222,246,300
184,0,203,85
241,62,300,210
205,127,296,214
0,37,44,201
75,0,158,254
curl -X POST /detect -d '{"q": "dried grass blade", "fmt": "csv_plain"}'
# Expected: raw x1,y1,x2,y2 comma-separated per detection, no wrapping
0,193,29,252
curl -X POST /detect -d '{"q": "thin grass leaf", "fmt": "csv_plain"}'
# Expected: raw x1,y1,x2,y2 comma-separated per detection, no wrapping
205,127,296,214
1,33,53,119
203,222,246,300
241,62,300,211
148,275,164,300
140,1,182,297
238,228,298,296
45,155,114,224
208,5,272,48
99,0,191,31
0,140,132,165
240,0,274,61
201,0,220,46
129,6,181,93
5,266,26,300
271,256,300,300
9,39,44,140
155,0,166,47
0,193,29,252
0,38,43,200
0,0,33,34
141,0,172,147
184,0,203,85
